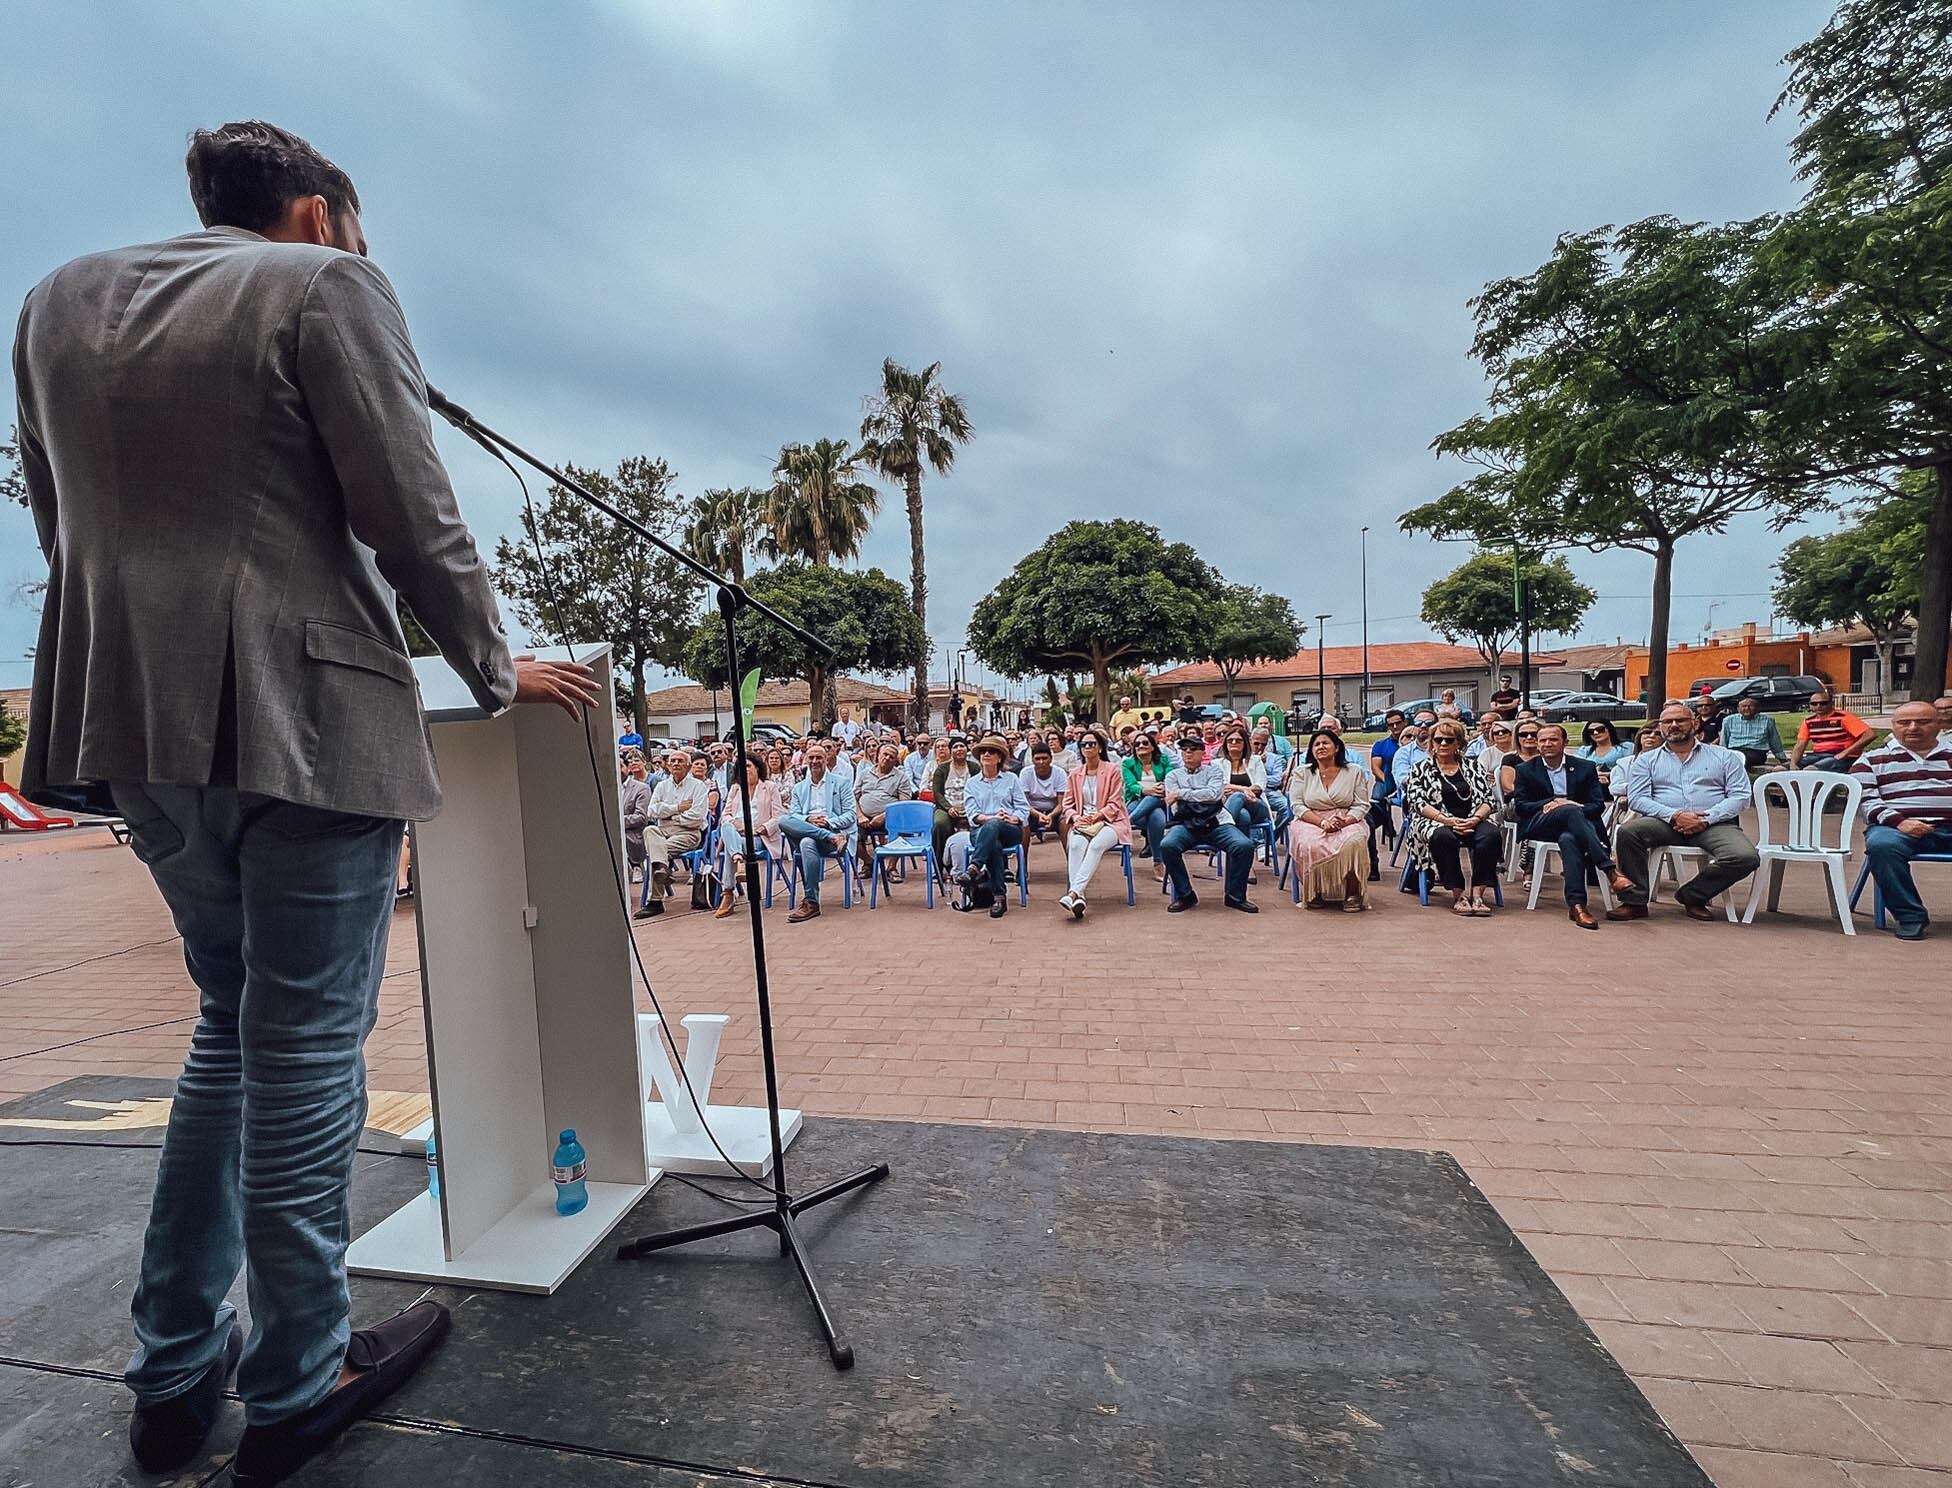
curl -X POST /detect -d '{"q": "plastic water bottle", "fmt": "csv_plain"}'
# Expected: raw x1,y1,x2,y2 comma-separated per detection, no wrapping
425,1131,440,1201
552,1129,588,1216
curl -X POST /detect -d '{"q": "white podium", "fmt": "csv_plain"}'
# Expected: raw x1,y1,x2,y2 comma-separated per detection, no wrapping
347,644,656,1294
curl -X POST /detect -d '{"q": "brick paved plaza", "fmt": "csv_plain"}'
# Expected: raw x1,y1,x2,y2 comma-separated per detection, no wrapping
4,823,1949,1486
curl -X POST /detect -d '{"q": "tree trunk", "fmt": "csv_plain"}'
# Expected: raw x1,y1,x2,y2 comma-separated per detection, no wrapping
904,466,929,732
631,655,647,739
1912,462,1952,702
1220,664,1236,712
1091,651,1113,725
807,663,831,732
1645,538,1675,713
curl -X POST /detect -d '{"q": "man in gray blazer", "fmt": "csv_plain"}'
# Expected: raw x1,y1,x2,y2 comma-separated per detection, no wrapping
13,121,600,1485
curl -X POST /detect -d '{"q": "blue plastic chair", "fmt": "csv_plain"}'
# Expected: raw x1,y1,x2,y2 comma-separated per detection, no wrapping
869,801,939,909
1111,843,1137,905
1397,844,1503,908
638,826,720,910
719,834,782,909
1849,852,1952,929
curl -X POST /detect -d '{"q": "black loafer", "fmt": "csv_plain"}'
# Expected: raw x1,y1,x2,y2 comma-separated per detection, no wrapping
231,1302,450,1486
130,1317,243,1471
1224,897,1259,914
988,901,1007,918
1167,893,1197,913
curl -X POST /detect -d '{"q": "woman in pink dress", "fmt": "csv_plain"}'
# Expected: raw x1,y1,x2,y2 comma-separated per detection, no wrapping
715,754,784,919
1287,729,1370,911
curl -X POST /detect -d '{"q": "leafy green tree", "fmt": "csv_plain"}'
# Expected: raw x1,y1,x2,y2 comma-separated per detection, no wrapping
1408,215,1821,708
2,427,24,509
1420,551,1595,674
967,519,1225,722
761,439,880,568
0,696,25,778
859,358,973,731
1765,0,1952,698
683,486,765,586
491,456,703,738
681,561,923,731
1204,585,1304,711
1774,474,1930,696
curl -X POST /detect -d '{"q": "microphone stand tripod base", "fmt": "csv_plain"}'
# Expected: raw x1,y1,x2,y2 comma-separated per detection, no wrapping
617,1161,890,1368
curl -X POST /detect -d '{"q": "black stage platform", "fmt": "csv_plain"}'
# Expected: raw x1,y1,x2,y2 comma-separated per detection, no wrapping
0,1110,1711,1487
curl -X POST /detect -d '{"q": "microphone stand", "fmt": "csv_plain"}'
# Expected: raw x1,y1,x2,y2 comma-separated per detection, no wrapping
428,386,889,1369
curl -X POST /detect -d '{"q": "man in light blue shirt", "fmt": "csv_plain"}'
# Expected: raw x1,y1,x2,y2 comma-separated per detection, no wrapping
1159,735,1257,912
1390,717,1433,792
904,732,934,790
1610,703,1759,921
781,748,858,922
957,736,1028,918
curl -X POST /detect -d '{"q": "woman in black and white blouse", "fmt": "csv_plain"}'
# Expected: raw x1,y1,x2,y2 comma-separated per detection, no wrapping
1404,718,1501,916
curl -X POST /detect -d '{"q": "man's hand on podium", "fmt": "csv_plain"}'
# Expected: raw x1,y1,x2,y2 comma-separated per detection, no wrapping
512,655,604,718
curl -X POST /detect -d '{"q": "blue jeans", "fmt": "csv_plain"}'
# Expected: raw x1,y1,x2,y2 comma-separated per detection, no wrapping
108,782,403,1426
1226,792,1272,842
780,815,844,904
1804,753,1855,773
1864,824,1952,930
969,819,1024,902
1264,790,1293,836
1160,815,1254,902
1128,794,1167,856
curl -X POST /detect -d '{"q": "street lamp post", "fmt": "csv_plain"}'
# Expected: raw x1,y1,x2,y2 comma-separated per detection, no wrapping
1360,527,1371,716
1315,613,1331,721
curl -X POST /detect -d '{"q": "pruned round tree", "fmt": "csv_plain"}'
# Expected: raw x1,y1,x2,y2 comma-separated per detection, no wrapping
1420,551,1595,675
682,561,924,731
967,519,1224,722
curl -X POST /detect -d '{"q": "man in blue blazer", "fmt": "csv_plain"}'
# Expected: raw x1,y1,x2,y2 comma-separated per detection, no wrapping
782,746,858,922
1514,723,1632,930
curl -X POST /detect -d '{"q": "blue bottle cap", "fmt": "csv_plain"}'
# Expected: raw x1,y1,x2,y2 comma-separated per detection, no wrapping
559,1129,576,1144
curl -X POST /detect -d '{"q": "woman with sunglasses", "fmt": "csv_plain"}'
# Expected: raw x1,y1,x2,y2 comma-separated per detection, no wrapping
1500,721,1543,879
1122,731,1172,877
1576,719,1631,791
1057,729,1130,918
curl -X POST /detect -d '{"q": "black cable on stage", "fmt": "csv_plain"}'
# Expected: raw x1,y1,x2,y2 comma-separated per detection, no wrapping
459,429,785,1200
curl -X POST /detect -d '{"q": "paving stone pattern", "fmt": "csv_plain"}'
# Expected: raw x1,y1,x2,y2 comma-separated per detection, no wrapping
3,825,1949,1486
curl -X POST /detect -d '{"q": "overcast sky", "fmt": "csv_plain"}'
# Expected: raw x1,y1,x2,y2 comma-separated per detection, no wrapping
1,0,1842,697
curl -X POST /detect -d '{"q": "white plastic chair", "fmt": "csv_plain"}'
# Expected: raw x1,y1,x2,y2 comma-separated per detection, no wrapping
1525,836,1617,912
1647,845,1741,921
1742,770,1863,935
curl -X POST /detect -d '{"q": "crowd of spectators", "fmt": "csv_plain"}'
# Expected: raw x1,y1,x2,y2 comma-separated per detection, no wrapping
611,690,1952,941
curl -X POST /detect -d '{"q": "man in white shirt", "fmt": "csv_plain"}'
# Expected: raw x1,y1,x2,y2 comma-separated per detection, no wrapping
1020,742,1069,845
634,748,711,919
834,705,863,749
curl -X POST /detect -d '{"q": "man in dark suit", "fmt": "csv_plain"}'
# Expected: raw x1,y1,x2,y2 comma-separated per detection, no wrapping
1515,723,1632,930
14,121,599,1484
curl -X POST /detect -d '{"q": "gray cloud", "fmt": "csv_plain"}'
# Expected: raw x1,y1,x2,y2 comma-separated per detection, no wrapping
1,0,1841,694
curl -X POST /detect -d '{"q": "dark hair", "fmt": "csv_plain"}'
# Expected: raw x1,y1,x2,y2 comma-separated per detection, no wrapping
746,754,769,781
1581,720,1615,747
1303,728,1348,770
1384,709,1406,724
1032,742,1052,757
185,121,360,232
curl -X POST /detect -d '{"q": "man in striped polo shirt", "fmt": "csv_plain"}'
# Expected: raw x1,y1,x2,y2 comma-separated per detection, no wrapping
1790,689,1874,773
1854,701,1952,941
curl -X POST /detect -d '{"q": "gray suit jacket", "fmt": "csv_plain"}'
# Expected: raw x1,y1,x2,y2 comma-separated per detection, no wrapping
13,227,516,821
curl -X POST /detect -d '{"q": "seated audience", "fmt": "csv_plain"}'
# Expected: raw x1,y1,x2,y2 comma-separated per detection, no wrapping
1610,703,1759,921
1288,729,1370,911
715,755,784,919
1691,693,1725,744
781,743,858,922
929,734,973,869
1853,700,1952,942
1612,724,1665,812
1367,709,1407,879
1159,733,1258,913
952,736,1028,919
1516,723,1632,930
1790,689,1873,773
1020,742,1070,843
1574,720,1632,783
1057,728,1130,918
1218,727,1271,843
634,747,711,919
1250,725,1293,835
1405,718,1501,916
619,747,651,878
854,740,916,875
1124,730,1172,874
904,733,934,789
1717,695,1789,768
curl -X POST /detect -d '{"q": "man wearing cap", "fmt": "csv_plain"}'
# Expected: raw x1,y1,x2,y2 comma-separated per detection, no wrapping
904,733,934,790
1159,734,1258,912
959,736,1028,918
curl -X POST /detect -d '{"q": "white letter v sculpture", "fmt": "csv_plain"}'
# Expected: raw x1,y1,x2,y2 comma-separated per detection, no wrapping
637,1012,801,1178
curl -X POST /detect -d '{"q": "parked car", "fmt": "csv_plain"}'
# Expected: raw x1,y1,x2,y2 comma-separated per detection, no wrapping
1708,675,1828,713
1357,697,1478,731
1684,677,1732,699
1536,692,1648,724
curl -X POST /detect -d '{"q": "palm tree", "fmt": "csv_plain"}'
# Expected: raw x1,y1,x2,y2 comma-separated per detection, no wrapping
761,439,879,568
683,486,762,586
859,359,972,730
